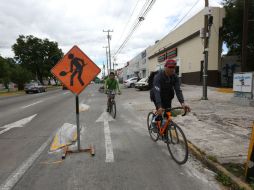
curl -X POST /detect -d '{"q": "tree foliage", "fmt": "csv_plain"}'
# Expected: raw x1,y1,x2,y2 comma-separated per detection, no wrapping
0,55,11,89
10,65,33,90
12,35,63,84
0,56,32,90
222,0,254,71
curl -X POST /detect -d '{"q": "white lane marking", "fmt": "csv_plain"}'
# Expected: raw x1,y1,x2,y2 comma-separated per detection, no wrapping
0,136,52,190
0,114,37,135
63,92,70,95
96,112,114,163
21,100,43,109
104,120,114,163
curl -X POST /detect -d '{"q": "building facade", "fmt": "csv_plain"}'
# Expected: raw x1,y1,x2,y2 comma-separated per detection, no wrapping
147,7,225,86
121,46,152,81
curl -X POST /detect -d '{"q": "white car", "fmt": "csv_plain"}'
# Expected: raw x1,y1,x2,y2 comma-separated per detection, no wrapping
124,77,138,88
135,77,149,91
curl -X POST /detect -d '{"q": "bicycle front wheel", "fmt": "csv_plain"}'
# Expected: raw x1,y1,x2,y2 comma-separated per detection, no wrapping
111,101,116,118
147,112,159,142
166,121,188,165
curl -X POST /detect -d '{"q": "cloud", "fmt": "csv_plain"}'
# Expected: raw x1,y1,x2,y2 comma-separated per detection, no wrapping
0,0,222,71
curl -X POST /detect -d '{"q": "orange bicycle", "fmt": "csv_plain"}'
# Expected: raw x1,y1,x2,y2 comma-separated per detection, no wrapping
147,107,188,165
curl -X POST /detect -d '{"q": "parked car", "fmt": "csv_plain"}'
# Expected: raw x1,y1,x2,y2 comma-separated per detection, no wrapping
135,77,149,91
123,77,138,88
24,82,46,94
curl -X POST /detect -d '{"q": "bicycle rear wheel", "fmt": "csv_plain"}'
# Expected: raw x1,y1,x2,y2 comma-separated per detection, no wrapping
147,112,159,142
111,101,116,118
166,121,188,165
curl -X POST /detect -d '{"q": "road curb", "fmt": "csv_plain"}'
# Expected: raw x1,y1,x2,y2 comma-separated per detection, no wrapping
187,140,252,190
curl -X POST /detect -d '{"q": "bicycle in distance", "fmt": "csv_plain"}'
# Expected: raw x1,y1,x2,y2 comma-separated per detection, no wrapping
106,90,117,118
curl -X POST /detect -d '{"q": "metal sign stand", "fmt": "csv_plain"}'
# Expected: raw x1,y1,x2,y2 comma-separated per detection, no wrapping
61,95,95,159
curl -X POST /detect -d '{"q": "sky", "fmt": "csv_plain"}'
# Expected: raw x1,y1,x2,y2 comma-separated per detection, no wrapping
0,0,223,71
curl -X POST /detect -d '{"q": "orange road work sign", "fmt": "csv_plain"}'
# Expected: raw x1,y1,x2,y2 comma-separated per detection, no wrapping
51,45,101,95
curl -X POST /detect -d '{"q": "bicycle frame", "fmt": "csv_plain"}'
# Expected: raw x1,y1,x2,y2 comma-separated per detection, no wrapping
155,111,172,136
107,91,115,104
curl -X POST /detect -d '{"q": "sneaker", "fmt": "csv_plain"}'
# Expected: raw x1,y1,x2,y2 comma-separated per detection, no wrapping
150,119,158,133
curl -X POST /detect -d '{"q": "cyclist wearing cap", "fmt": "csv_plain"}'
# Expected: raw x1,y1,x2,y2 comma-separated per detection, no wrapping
150,59,190,115
104,72,121,112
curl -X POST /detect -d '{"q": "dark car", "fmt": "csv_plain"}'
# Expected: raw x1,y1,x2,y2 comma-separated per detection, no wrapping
62,85,68,90
24,83,46,94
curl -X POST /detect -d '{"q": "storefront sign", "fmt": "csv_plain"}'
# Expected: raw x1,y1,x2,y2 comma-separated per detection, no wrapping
157,48,177,62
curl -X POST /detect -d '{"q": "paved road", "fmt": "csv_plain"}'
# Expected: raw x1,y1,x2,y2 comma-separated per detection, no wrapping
0,85,221,190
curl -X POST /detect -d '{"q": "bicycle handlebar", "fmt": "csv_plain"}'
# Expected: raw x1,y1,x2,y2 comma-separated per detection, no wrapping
106,90,116,95
163,107,188,116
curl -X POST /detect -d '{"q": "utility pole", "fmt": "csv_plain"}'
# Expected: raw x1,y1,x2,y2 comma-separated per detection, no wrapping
103,30,113,72
103,46,109,75
242,0,249,72
202,0,210,100
113,57,116,71
103,63,106,78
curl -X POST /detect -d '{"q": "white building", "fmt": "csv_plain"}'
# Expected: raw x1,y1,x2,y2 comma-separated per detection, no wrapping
121,46,152,81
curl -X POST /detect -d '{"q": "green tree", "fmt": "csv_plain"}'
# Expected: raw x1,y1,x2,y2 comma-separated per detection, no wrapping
12,35,63,85
10,65,33,90
222,0,254,71
0,55,11,90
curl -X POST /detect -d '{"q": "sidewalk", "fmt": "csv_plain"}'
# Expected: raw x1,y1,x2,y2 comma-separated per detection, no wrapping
129,85,254,164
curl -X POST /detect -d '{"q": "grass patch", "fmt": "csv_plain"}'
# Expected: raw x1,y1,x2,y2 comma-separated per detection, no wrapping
0,91,25,97
216,171,232,186
216,171,246,190
223,163,245,178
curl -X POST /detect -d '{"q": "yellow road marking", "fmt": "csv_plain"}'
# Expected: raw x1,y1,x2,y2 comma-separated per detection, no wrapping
40,160,63,165
50,132,77,152
245,122,254,176
217,88,233,93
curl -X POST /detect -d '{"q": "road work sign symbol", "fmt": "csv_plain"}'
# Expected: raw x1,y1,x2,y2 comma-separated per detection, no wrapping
51,45,101,95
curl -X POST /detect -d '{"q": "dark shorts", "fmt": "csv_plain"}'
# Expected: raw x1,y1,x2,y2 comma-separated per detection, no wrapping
152,100,172,110
150,90,172,110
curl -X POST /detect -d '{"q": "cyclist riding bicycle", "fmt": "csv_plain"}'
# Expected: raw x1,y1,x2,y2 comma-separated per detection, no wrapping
104,72,121,112
150,59,190,132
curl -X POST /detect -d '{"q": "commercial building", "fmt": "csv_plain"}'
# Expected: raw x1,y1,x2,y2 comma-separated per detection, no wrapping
147,7,225,86
121,46,152,81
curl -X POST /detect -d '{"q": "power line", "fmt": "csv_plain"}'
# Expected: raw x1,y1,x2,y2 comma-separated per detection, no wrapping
114,0,141,50
116,0,150,52
171,0,200,31
114,0,155,57
149,0,201,56
114,0,156,58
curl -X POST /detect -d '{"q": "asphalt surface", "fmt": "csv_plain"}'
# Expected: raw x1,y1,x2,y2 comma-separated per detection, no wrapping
0,84,221,190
